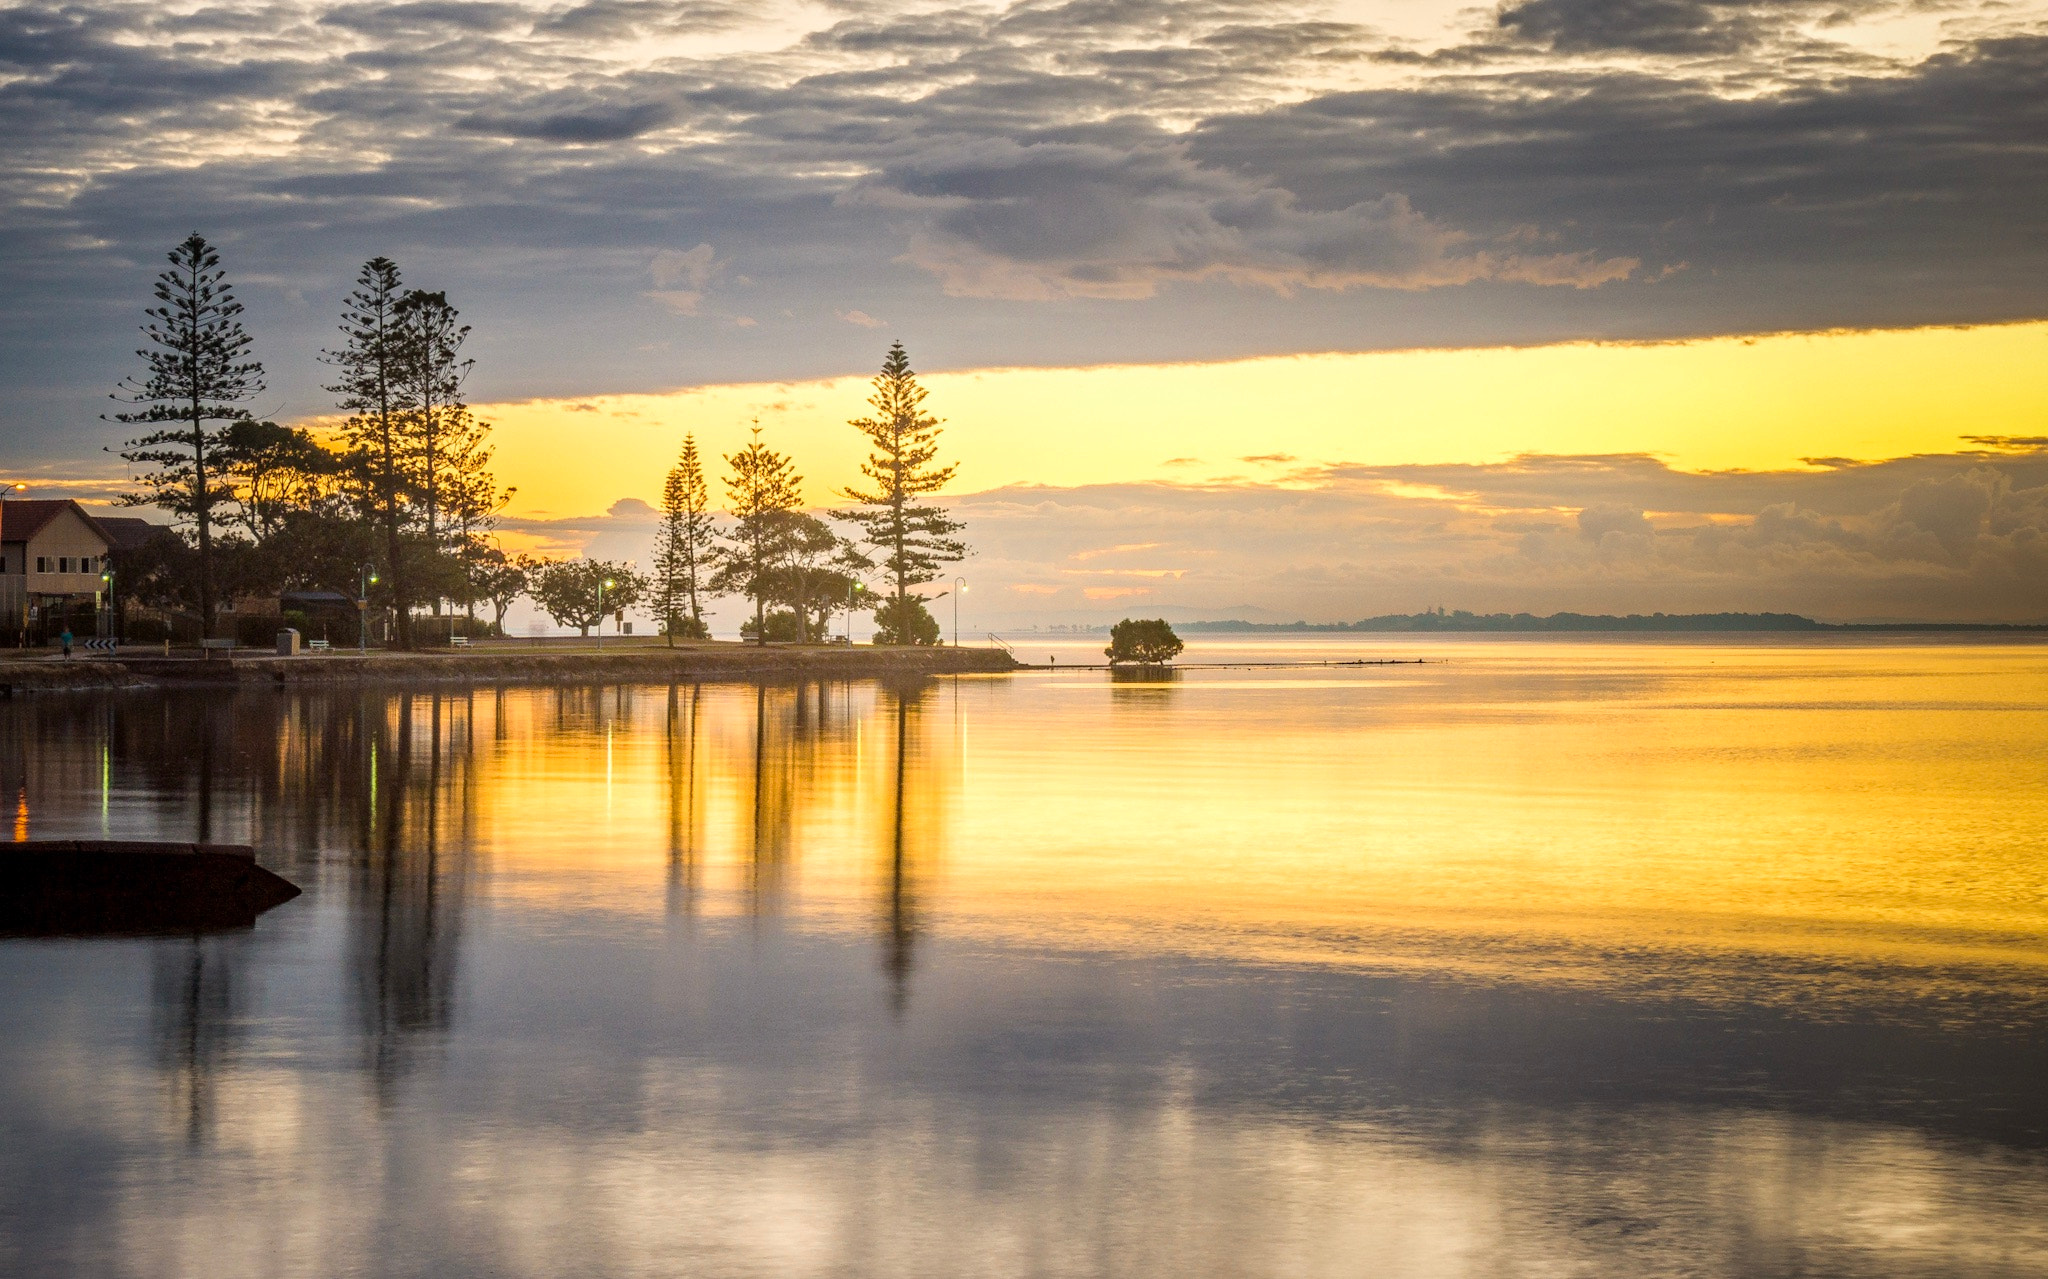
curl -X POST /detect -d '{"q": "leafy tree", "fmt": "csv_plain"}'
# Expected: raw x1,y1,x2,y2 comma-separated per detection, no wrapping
471,549,533,635
111,526,201,615
740,609,807,643
259,498,379,596
871,595,940,646
653,434,717,643
840,342,967,642
325,258,417,646
766,512,868,642
529,559,645,637
710,427,803,643
219,420,336,543
1105,618,1184,664
107,233,266,638
443,435,513,623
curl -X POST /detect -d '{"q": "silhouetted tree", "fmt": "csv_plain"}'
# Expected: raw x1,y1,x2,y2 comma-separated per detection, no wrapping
325,258,416,646
108,233,266,639
393,289,485,618
471,550,532,635
654,434,717,643
218,420,334,543
1106,617,1183,664
710,427,803,643
840,342,966,643
529,559,644,637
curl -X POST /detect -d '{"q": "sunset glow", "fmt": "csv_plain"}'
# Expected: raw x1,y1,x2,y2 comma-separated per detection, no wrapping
478,323,2048,521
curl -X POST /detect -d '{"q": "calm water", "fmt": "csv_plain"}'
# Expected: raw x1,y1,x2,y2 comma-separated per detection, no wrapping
3,636,2046,1278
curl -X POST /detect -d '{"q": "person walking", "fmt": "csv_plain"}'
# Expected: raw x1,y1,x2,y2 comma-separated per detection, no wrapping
59,627,73,659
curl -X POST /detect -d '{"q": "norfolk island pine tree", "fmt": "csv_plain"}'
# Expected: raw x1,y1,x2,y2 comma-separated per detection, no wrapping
839,343,967,644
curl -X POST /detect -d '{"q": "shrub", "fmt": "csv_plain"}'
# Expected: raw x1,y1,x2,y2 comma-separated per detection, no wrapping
870,595,939,646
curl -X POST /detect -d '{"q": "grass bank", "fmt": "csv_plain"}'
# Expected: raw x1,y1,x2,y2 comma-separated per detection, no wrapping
0,639,1017,692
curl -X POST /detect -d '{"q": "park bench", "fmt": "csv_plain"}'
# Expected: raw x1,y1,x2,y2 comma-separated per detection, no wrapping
307,639,331,652
199,638,236,661
449,635,469,648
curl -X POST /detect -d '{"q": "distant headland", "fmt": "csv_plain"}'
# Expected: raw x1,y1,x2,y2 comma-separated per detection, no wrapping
1179,611,2048,634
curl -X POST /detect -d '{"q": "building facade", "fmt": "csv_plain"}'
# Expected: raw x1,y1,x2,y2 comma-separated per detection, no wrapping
0,499,117,642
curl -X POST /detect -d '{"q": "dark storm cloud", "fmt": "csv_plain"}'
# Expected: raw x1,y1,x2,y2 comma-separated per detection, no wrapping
456,99,680,142
319,2,528,35
1495,0,1869,55
1,0,2045,457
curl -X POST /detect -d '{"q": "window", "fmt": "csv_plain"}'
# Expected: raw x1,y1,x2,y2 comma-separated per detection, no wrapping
34,557,47,573
58,557,72,573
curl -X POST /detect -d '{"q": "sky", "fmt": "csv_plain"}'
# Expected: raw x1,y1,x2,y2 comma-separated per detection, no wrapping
3,0,2046,624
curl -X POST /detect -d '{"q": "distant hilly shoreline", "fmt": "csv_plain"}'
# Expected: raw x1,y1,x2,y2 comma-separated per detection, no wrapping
1176,612,2048,634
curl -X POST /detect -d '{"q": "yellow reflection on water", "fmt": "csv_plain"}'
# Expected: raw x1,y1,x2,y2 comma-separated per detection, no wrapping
294,640,2048,1009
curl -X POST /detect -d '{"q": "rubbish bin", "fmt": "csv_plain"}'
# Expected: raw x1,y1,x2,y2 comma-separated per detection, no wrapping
276,628,301,656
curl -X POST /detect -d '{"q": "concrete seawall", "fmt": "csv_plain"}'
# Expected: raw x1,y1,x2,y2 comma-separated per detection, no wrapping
0,643,1019,692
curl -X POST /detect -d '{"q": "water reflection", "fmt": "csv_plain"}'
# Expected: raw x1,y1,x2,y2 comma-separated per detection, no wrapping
2,643,2046,1277
148,934,244,1146
352,692,472,1089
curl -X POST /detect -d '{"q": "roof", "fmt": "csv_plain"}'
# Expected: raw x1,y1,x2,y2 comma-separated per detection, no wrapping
94,516,168,551
0,499,101,545
282,590,357,608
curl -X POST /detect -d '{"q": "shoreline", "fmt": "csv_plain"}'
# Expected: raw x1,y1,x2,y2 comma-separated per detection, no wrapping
0,642,1018,692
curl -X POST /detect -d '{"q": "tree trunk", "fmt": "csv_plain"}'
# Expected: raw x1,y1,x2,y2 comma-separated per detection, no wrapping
191,398,216,641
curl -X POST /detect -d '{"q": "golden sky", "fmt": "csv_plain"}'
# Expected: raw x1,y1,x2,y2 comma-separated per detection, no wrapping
481,322,2048,520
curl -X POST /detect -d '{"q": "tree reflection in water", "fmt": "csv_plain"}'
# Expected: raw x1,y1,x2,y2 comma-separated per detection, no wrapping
349,691,472,1095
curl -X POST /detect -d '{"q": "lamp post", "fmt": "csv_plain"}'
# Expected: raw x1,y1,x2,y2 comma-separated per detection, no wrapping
846,581,865,644
99,570,113,643
952,576,966,647
358,564,378,654
596,577,614,650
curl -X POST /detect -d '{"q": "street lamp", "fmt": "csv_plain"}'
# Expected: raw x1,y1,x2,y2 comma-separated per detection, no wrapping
953,576,967,647
846,581,866,644
358,564,378,654
99,570,113,643
596,577,614,650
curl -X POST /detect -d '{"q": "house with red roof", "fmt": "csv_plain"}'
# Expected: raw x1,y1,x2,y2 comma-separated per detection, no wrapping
0,499,126,642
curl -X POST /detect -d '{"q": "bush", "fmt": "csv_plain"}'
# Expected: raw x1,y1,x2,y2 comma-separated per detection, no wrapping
1105,618,1184,665
122,616,171,643
870,595,939,646
740,609,806,643
664,615,710,640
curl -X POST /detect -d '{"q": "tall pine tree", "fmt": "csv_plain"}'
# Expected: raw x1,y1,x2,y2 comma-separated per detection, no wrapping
393,288,480,616
654,434,717,643
839,342,966,642
323,258,414,646
709,426,803,644
108,233,266,639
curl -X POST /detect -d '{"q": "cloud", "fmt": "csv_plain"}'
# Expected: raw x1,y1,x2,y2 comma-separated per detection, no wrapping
876,138,1637,300
455,101,677,143
644,244,720,314
836,309,886,328
945,446,2048,622
2,0,2047,453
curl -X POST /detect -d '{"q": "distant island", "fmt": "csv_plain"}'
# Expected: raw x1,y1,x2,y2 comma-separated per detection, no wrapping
1179,611,2048,633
